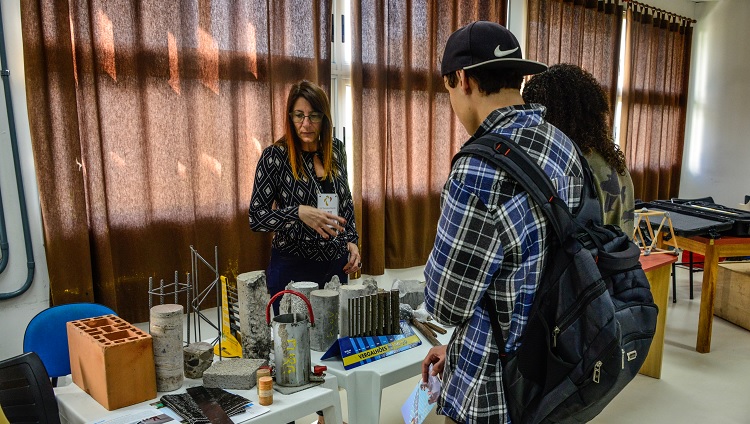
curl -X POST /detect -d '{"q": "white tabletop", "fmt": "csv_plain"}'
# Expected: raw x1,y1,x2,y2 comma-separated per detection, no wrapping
55,373,343,424
311,323,454,424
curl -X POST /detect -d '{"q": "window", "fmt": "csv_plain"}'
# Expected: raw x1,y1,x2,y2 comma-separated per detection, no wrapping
331,0,354,189
612,16,627,146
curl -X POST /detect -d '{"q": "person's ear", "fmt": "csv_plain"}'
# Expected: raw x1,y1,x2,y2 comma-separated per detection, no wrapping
457,70,472,94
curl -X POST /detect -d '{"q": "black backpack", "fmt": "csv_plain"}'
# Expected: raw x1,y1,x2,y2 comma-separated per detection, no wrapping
455,133,658,424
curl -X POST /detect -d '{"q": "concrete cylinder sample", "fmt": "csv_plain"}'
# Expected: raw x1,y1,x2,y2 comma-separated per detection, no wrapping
237,271,272,360
310,289,339,351
281,281,319,317
150,304,184,392
339,285,368,337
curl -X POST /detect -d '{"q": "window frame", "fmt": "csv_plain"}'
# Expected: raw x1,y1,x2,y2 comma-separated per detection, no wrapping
331,0,354,189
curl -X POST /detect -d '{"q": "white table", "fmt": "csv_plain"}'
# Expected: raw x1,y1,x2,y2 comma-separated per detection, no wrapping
312,323,453,424
55,374,343,424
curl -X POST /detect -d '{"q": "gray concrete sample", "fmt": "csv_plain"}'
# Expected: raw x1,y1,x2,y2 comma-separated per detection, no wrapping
150,304,184,392
310,289,339,351
183,341,214,379
237,271,272,360
202,358,267,390
280,281,318,317
392,279,427,310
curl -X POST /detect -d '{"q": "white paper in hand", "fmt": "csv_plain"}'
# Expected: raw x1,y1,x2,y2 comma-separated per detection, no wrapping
401,365,440,424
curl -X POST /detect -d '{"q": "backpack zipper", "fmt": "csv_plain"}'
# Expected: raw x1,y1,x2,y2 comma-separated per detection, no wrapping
587,337,619,384
593,361,603,383
619,331,657,369
552,279,607,347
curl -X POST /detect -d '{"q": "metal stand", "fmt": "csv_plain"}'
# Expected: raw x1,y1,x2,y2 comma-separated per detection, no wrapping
148,271,192,334
147,246,223,359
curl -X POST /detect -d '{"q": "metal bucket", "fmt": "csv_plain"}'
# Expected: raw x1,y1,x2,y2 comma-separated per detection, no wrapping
265,290,315,387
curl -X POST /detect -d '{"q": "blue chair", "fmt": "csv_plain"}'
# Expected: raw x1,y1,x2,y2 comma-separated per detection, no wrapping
0,352,60,424
23,303,116,385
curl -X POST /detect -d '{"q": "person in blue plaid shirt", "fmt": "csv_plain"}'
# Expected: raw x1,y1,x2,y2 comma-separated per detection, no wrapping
421,21,586,424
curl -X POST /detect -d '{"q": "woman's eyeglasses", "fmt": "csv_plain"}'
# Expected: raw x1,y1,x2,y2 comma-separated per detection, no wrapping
290,111,324,123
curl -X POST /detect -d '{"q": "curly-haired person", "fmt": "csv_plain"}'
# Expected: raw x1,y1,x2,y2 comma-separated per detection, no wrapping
523,63,635,236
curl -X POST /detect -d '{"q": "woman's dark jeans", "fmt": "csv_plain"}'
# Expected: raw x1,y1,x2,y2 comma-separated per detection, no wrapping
266,248,348,316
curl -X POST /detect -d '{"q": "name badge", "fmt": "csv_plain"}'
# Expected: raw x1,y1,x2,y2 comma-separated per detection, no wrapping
318,193,339,216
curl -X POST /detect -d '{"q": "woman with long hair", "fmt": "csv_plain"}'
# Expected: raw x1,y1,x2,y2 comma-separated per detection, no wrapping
249,80,360,315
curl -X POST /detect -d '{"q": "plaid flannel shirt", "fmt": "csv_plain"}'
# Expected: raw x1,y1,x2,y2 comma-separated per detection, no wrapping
425,104,584,424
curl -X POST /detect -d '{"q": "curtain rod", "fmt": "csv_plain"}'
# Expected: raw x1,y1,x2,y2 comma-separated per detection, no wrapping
620,0,697,23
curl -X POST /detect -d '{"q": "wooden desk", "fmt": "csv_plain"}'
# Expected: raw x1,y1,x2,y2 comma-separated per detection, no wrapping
638,253,678,378
671,235,750,353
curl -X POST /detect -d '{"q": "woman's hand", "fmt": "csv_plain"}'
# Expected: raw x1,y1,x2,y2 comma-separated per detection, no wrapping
343,242,361,274
298,205,346,239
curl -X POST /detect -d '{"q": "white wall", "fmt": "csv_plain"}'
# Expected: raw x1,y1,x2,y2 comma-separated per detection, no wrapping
646,0,698,19
680,0,750,207
0,1,50,360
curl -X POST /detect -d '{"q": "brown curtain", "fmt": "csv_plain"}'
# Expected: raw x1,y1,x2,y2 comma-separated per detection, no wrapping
350,0,508,274
21,1,331,323
619,3,693,201
526,0,623,116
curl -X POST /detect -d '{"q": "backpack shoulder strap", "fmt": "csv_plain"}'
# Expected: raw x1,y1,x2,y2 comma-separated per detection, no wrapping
454,132,603,352
454,132,577,240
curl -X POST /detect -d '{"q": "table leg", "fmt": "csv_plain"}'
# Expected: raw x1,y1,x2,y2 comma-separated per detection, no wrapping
347,371,383,424
321,377,344,424
696,242,719,353
321,404,344,424
639,263,671,378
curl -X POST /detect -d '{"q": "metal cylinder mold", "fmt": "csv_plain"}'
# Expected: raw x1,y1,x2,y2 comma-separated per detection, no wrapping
266,290,314,387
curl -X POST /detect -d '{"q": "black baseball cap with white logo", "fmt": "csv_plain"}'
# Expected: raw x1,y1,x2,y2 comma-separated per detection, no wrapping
441,21,548,76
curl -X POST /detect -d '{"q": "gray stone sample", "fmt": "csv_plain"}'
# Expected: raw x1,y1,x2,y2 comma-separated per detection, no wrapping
202,358,267,390
362,277,379,295
237,271,272,360
183,341,214,379
280,281,318,317
324,275,341,291
392,279,426,309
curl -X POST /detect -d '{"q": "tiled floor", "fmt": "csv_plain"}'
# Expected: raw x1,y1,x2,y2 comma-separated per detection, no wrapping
297,264,750,423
